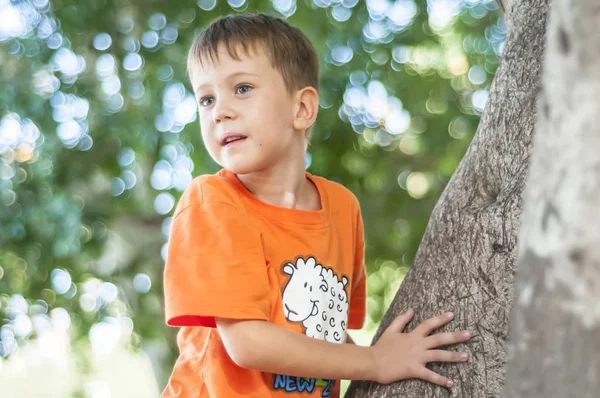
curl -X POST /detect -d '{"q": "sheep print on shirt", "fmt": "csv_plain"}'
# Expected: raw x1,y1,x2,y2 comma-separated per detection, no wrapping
162,169,367,398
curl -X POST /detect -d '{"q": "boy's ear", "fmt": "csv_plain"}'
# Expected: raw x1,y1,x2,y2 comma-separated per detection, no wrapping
292,87,319,132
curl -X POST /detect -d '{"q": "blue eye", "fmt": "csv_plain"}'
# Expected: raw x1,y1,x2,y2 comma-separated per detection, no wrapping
236,84,252,94
199,97,213,107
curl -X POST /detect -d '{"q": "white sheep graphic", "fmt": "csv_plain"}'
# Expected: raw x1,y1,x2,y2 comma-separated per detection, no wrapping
282,256,349,343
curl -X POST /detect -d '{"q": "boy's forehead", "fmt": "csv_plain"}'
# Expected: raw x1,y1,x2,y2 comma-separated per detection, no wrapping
190,43,273,86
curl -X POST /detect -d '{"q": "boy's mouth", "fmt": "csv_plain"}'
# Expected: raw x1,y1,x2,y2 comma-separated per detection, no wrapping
221,134,247,146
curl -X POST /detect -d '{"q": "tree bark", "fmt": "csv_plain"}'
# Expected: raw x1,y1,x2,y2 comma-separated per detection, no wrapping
505,0,600,397
346,1,549,397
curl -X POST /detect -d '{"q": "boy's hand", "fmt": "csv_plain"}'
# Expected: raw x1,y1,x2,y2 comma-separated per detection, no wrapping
371,309,471,387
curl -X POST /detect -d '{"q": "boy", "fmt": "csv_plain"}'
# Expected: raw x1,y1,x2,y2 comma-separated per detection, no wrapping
162,13,471,398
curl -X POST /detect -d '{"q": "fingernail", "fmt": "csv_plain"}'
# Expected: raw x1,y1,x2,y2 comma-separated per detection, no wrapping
463,331,471,338
447,380,454,387
461,353,469,360
447,312,454,318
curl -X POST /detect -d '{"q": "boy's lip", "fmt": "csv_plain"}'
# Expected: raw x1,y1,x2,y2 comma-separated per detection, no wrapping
220,133,247,146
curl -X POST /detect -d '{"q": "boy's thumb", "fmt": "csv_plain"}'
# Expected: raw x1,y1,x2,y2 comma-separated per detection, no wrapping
387,308,414,333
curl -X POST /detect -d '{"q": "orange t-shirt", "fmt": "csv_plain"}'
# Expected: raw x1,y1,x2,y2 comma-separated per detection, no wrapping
162,169,367,397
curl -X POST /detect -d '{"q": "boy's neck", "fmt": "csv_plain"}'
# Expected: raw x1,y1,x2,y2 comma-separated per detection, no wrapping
235,159,321,211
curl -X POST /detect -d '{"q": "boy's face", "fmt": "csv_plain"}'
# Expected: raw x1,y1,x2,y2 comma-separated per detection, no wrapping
190,44,304,175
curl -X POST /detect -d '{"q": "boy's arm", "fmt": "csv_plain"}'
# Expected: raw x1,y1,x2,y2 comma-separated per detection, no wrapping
217,318,374,381
216,309,471,386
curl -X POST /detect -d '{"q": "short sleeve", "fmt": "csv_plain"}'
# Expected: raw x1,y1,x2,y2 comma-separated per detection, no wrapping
347,202,367,330
163,201,270,328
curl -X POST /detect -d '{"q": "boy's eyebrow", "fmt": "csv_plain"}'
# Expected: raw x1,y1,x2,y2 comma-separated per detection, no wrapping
194,71,261,92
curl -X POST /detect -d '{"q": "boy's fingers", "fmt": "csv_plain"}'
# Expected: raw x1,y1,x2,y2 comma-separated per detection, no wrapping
418,367,453,388
424,350,469,363
424,330,471,349
386,309,414,333
413,312,454,336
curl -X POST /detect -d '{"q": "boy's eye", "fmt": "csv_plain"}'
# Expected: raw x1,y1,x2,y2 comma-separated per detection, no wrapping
199,96,214,107
236,84,252,95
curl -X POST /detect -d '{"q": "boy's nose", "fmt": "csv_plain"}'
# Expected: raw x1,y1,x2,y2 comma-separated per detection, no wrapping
213,103,236,123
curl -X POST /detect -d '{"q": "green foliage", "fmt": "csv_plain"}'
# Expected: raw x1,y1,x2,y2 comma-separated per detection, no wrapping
0,0,504,388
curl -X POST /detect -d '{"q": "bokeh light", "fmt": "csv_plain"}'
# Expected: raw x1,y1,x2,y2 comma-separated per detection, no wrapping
197,0,217,11
133,273,152,293
93,32,112,51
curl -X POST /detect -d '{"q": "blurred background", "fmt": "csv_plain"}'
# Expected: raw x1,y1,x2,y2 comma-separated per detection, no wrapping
0,0,505,396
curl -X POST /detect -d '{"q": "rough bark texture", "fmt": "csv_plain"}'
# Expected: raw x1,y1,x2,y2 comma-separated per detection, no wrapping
346,1,549,397
505,1,600,397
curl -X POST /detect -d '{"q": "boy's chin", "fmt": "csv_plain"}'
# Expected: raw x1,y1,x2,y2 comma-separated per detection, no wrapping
221,161,259,176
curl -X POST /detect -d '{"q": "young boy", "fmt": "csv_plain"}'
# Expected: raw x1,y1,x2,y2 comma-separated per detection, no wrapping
162,13,471,398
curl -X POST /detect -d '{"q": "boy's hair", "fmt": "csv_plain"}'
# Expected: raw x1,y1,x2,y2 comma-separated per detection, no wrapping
187,13,320,141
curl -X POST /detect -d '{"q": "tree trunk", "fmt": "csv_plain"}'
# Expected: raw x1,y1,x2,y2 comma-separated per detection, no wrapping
346,1,549,397
505,0,600,396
